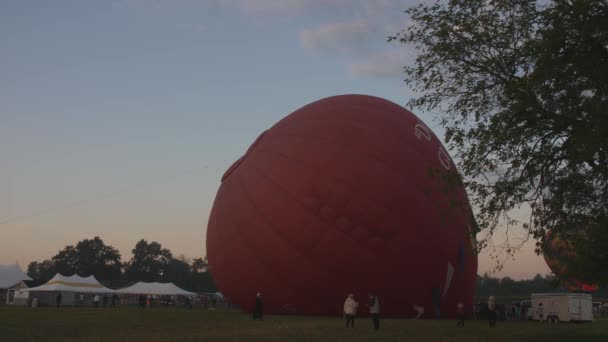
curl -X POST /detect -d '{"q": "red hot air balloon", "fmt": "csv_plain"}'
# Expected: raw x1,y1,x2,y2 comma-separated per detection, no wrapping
206,95,478,317
543,230,599,292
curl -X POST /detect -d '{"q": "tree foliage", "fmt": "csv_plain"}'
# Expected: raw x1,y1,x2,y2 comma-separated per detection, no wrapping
474,273,597,298
191,257,209,273
26,259,56,282
25,237,217,292
123,239,173,282
51,236,122,280
391,0,608,284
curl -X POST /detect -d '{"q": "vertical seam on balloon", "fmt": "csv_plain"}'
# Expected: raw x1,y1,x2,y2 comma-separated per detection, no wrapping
233,164,340,285
221,176,301,306
246,142,349,252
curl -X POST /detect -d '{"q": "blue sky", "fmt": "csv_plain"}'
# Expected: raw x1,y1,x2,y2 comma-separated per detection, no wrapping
0,0,549,279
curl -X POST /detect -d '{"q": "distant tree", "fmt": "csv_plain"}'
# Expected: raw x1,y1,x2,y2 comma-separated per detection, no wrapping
26,262,38,280
191,270,218,293
391,0,608,284
50,237,122,280
26,260,56,282
500,277,517,295
475,273,575,298
190,257,217,292
51,246,78,276
191,257,208,273
161,257,191,289
478,273,501,295
124,239,173,282
78,237,122,280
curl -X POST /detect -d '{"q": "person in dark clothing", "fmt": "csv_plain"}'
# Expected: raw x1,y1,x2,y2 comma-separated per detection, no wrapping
139,295,146,308
111,294,118,307
488,296,497,328
56,293,62,308
253,292,263,320
102,294,109,308
368,294,380,331
456,302,465,326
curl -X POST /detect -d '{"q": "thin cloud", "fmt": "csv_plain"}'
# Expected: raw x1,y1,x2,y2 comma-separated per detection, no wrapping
210,0,414,17
117,0,418,79
346,50,412,79
299,20,374,56
236,0,350,16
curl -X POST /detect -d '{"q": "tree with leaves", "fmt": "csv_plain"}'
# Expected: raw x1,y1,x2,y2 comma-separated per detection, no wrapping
124,239,173,282
391,0,607,284
27,259,56,282
190,257,217,292
50,237,122,280
161,255,191,289
191,257,208,273
27,237,122,281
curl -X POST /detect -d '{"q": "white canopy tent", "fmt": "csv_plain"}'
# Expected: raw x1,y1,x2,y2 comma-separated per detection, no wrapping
0,263,31,289
25,274,115,306
1,263,32,305
26,273,115,293
116,282,195,296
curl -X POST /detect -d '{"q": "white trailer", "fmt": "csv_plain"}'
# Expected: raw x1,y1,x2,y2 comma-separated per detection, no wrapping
531,293,593,322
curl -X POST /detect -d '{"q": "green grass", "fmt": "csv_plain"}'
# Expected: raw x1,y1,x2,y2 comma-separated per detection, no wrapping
0,306,606,341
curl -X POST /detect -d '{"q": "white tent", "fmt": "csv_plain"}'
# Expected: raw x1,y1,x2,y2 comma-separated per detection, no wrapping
0,263,31,289
26,273,115,293
116,282,195,296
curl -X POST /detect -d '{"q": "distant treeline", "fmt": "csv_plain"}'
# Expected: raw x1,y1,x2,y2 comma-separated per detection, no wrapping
476,273,608,299
26,236,608,298
26,236,217,293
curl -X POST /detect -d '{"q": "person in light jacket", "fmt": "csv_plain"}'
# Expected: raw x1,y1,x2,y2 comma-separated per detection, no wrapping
343,294,358,328
368,293,380,331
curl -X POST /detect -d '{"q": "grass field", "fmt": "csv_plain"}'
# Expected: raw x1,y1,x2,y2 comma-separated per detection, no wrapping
1,307,606,342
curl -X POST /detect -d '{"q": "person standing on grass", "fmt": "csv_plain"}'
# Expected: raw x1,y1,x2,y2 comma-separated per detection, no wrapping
93,294,100,308
368,293,380,331
56,292,62,308
253,292,263,320
487,296,497,328
343,293,358,328
456,302,465,327
537,303,545,323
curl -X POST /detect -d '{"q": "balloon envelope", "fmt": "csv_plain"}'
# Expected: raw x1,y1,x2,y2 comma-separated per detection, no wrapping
543,230,598,292
206,94,478,317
